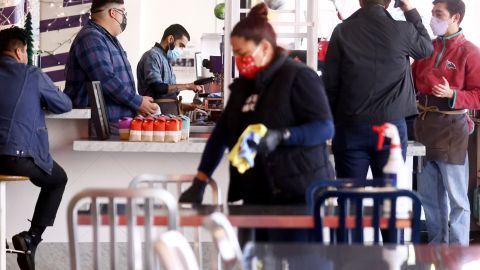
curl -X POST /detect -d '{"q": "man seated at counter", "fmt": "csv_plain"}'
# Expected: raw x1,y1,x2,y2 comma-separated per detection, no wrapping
65,0,158,135
0,27,72,270
137,24,203,114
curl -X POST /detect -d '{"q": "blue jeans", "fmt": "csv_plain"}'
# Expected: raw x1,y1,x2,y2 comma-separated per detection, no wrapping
332,119,408,179
417,158,470,245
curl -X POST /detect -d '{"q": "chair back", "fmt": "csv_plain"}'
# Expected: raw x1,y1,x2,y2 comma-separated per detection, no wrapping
67,188,178,270
306,178,387,209
129,174,222,206
313,188,422,244
203,212,243,270
155,231,200,270
129,174,221,268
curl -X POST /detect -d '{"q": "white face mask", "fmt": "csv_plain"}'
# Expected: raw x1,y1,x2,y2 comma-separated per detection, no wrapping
430,16,449,36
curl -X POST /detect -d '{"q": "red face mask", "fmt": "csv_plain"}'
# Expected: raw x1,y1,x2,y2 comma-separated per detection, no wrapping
235,47,264,79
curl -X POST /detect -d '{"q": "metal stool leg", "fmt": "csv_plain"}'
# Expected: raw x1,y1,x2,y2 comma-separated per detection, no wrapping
1,182,6,270
6,249,28,255
0,177,31,270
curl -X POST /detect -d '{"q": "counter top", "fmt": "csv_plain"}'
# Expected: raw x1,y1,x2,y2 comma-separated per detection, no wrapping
190,125,215,133
73,138,425,156
45,109,91,119
406,141,426,156
73,137,208,153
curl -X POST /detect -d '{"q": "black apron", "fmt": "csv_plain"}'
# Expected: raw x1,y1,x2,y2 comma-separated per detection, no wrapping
415,95,469,165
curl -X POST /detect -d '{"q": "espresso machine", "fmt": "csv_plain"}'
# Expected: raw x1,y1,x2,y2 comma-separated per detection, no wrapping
190,34,226,124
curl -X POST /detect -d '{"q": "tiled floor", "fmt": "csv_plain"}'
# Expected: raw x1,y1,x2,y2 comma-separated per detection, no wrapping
7,243,72,270
6,242,219,270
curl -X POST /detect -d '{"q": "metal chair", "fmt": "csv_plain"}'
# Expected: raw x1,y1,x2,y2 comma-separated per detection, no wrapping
313,188,422,244
203,212,243,270
129,174,221,205
67,187,179,270
0,175,30,270
129,174,221,269
155,230,200,270
306,178,391,244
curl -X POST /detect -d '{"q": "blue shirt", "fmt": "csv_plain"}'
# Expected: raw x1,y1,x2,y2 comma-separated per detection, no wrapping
0,56,72,174
64,20,142,126
137,43,177,99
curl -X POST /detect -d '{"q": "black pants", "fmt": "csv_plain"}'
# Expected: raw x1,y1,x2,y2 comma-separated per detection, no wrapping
0,155,67,227
332,119,408,243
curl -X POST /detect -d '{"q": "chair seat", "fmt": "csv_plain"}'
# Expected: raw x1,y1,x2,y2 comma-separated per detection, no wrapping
0,175,29,182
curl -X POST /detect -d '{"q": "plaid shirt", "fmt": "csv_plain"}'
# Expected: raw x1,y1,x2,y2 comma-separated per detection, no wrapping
65,20,142,124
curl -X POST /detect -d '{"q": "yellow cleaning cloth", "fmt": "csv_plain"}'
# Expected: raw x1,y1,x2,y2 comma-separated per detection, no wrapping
228,124,268,174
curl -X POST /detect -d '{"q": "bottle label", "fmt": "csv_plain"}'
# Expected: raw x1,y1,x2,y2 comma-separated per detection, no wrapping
384,173,397,187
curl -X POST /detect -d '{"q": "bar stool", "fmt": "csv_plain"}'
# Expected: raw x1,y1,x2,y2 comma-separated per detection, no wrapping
0,175,30,270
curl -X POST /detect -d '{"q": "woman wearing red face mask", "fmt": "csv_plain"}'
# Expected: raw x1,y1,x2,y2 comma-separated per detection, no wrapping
180,3,334,243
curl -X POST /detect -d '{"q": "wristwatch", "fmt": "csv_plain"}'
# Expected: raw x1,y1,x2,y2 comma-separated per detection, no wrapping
282,129,291,141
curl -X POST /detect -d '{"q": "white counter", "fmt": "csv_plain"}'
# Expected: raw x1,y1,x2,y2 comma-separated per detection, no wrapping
73,138,425,156
45,109,91,119
73,138,208,153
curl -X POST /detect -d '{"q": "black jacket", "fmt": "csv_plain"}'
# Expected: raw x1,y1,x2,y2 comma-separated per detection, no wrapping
324,5,433,125
222,54,334,204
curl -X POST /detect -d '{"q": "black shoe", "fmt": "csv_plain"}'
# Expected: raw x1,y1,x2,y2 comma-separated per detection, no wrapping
12,231,42,270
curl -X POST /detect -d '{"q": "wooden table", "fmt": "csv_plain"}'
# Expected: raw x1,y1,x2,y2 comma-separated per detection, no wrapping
76,205,412,229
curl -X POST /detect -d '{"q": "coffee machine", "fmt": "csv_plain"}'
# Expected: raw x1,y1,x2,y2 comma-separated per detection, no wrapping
192,34,226,123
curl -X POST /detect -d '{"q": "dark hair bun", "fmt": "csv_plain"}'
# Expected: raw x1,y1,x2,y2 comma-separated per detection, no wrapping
248,3,269,21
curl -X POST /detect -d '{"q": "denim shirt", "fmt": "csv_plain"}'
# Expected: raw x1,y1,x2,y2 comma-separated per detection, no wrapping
136,43,177,99
65,20,142,125
0,56,72,174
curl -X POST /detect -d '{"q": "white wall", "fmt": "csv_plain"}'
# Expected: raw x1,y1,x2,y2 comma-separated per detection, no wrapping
117,0,143,75
138,0,220,54
461,0,480,45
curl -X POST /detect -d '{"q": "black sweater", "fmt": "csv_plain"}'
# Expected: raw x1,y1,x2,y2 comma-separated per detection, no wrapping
324,5,433,125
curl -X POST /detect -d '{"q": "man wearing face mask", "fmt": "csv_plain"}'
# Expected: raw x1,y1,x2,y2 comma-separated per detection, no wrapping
65,0,158,135
412,0,480,245
0,27,72,270
137,24,202,113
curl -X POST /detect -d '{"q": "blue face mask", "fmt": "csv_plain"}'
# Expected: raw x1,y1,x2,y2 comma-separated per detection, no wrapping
167,42,182,61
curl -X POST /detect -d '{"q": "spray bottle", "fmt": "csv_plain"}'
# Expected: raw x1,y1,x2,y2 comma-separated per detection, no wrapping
372,123,410,219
